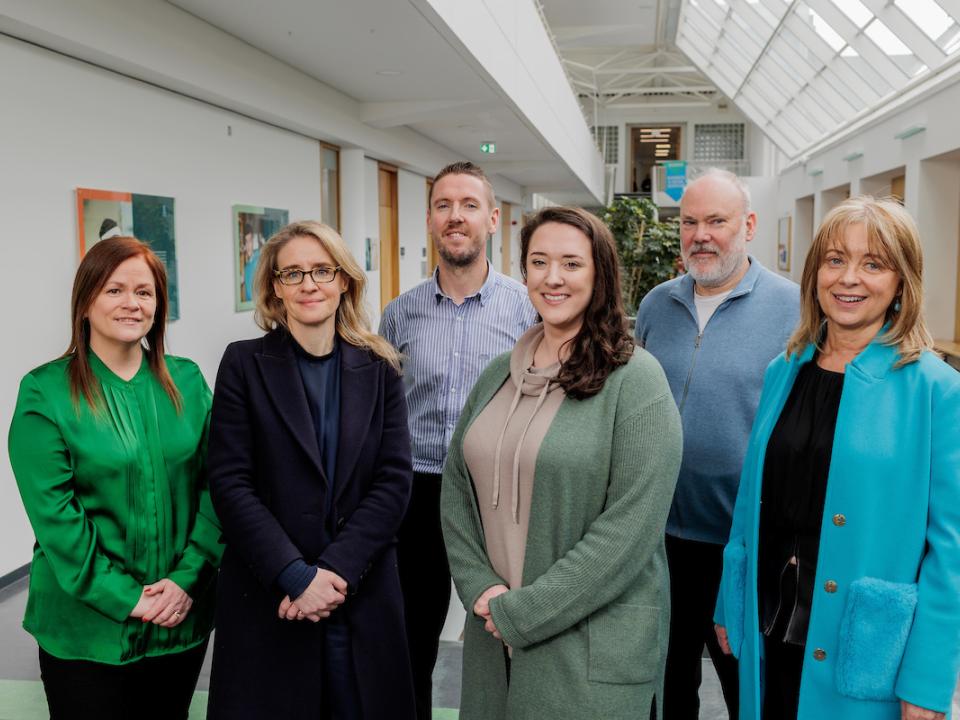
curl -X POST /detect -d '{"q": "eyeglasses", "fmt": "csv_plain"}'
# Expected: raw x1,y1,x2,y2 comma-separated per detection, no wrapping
274,266,342,285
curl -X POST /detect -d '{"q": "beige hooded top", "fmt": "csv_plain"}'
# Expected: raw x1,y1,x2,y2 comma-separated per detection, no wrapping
462,324,566,592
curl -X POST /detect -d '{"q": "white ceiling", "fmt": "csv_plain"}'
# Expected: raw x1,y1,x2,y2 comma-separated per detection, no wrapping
540,0,723,112
168,0,570,192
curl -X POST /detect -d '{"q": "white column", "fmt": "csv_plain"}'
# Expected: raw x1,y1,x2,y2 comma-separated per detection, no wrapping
339,148,367,268
914,157,959,340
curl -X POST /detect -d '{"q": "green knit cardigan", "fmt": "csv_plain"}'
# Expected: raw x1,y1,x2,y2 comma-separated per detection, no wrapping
441,348,682,720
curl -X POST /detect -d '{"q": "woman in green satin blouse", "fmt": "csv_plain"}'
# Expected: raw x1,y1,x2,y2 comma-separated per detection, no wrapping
8,237,222,720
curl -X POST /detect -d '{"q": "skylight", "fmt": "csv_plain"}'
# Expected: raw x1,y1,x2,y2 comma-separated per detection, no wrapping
676,0,960,159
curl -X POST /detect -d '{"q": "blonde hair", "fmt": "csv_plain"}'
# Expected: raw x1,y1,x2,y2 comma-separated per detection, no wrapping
786,196,933,367
254,220,401,371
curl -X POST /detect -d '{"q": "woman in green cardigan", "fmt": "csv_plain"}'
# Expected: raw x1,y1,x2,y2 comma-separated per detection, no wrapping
441,206,683,720
8,237,222,720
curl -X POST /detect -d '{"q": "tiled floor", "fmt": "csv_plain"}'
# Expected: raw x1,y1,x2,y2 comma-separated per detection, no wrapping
1,575,956,719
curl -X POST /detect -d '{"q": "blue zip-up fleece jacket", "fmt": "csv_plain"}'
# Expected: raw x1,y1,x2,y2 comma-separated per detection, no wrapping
635,257,799,545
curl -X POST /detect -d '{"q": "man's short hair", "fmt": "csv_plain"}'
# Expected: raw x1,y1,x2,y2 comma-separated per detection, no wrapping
685,167,752,215
429,161,496,210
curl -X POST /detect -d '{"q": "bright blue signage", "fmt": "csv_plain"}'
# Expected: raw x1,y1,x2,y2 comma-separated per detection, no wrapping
663,161,688,201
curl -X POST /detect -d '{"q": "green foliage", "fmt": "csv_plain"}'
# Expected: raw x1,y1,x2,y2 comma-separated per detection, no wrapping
602,196,682,315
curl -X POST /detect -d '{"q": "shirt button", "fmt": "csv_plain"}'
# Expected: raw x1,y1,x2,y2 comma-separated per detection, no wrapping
832,513,846,527
812,648,827,661
454,352,460,357
450,387,456,393
824,580,838,593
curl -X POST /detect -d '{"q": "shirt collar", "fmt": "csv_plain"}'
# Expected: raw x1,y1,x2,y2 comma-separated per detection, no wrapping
432,260,497,306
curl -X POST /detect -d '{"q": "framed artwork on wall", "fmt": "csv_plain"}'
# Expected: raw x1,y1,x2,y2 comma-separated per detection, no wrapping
76,188,180,320
233,205,289,312
777,215,792,273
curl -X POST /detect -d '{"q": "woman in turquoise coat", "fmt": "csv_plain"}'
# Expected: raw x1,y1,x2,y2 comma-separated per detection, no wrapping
714,197,960,720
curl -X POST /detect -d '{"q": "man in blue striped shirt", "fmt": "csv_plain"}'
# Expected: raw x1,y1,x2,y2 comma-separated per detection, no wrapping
380,161,536,719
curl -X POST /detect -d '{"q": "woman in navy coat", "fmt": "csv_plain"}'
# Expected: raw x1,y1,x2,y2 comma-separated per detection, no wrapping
206,221,415,720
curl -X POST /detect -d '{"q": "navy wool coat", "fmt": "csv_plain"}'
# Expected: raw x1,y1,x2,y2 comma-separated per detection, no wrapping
206,329,415,719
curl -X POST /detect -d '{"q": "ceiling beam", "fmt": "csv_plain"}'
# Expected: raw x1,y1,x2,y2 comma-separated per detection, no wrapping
571,64,701,75
360,99,486,128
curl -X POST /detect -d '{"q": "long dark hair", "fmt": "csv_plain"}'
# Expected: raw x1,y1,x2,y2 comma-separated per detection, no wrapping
520,206,634,399
63,236,181,411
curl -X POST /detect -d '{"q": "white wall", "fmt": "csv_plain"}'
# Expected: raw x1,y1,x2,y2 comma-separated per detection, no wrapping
0,0,458,179
364,160,383,327
775,76,960,339
398,169,429,292
0,35,329,576
744,177,779,273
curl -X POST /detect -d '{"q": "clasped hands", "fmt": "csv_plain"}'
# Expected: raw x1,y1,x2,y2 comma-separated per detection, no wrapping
474,584,509,644
129,578,192,628
278,568,348,622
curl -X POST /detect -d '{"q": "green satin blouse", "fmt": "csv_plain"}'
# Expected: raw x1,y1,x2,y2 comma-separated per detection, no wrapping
8,352,222,664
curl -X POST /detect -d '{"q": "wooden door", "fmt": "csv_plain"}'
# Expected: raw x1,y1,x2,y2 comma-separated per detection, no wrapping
379,165,399,310
426,179,439,275
890,175,905,203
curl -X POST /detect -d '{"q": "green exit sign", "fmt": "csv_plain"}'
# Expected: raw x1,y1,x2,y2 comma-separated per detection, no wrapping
480,141,496,154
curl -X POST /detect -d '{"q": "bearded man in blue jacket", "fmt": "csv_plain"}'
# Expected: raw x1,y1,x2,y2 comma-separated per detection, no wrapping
635,168,799,719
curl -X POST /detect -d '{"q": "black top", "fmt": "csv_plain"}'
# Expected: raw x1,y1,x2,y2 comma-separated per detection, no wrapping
276,337,343,601
758,357,843,645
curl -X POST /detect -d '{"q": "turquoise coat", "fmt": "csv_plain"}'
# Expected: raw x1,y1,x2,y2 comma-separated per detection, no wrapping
715,335,960,719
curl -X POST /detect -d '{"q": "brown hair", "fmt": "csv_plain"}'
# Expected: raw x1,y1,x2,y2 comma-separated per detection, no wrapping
520,206,634,399
254,220,401,371
786,195,933,367
64,237,181,410
429,161,496,210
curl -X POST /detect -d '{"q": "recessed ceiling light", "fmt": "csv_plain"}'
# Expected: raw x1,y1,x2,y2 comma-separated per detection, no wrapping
376,69,403,76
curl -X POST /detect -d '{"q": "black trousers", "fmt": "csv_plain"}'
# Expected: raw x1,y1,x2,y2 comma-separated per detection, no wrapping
397,472,451,720
38,640,207,720
663,534,739,720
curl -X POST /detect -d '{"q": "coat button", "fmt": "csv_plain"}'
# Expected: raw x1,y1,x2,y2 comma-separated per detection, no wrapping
813,648,827,661
824,580,838,593
336,517,346,530
832,513,846,526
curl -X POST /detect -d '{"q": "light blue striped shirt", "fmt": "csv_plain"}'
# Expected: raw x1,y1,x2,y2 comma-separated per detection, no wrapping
379,264,537,474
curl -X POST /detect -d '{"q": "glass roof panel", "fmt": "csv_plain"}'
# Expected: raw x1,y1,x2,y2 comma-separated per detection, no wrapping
677,0,960,158
808,8,846,51
864,18,913,55
829,0,873,28
893,0,951,43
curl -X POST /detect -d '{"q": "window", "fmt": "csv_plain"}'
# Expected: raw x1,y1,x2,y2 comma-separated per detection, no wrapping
591,126,619,164
693,123,745,162
320,143,340,232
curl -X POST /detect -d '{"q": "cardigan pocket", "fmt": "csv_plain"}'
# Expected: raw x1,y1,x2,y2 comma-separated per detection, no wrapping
588,603,660,684
835,577,918,701
717,543,747,659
